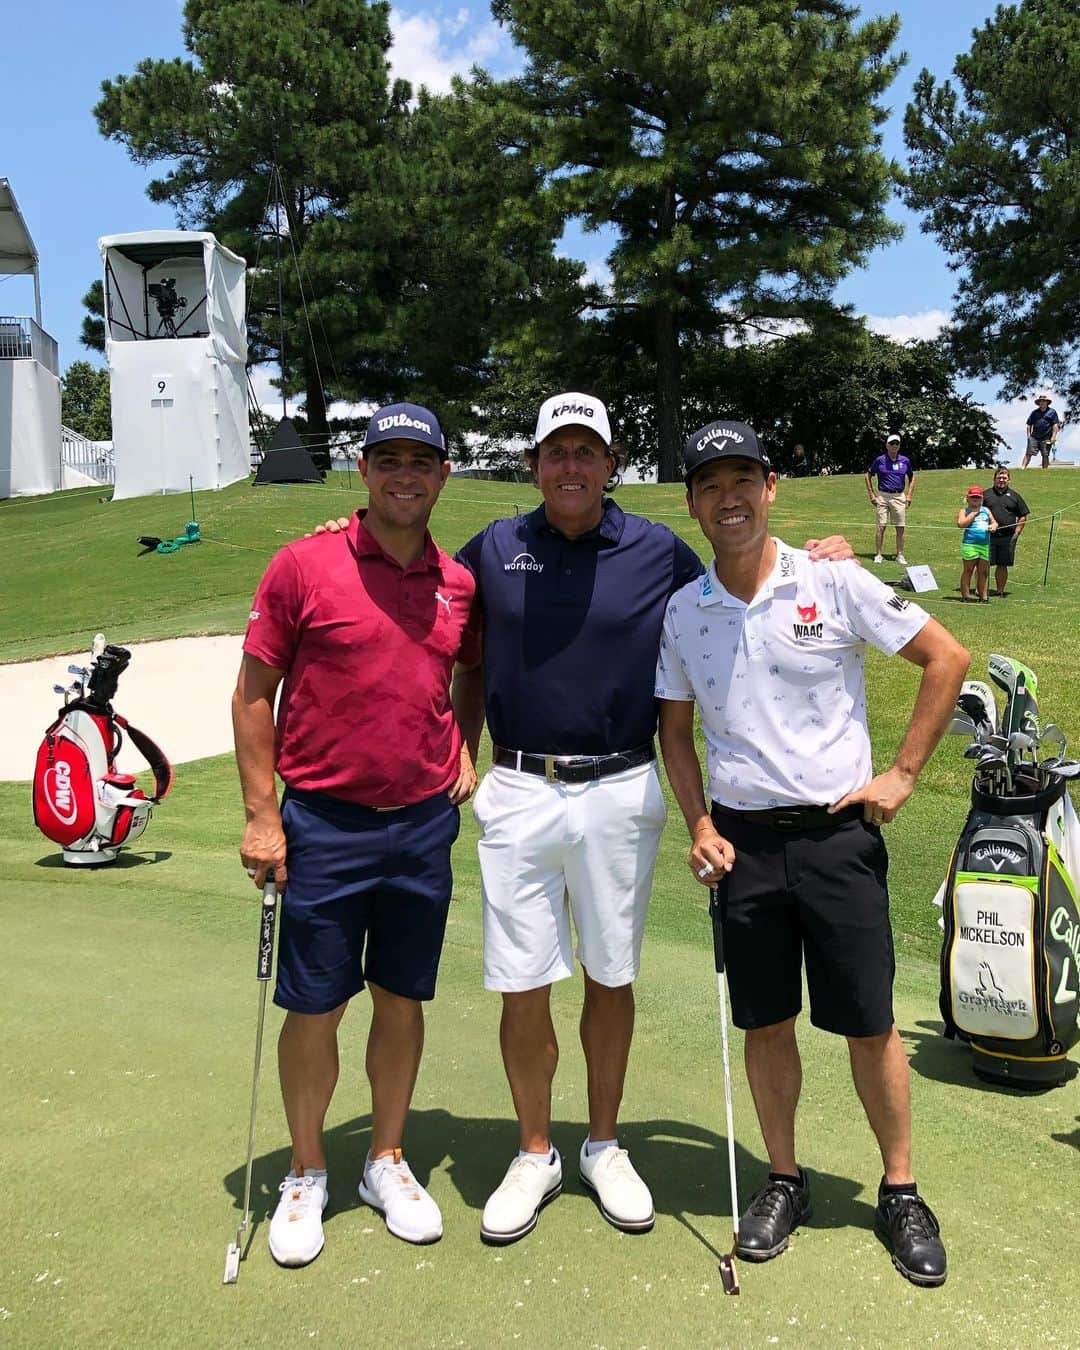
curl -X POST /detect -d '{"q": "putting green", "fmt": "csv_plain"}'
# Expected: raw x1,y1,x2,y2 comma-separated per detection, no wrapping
2,758,1078,1348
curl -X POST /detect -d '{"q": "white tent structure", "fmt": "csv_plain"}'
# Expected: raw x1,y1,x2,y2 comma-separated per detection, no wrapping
100,231,249,501
0,179,61,499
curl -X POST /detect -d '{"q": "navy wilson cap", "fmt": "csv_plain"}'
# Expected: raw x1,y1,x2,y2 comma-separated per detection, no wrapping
682,420,770,483
363,402,447,458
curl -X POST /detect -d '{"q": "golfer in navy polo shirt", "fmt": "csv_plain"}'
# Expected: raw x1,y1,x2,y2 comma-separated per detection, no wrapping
657,419,969,1287
234,403,479,1267
450,393,857,1246
865,434,915,565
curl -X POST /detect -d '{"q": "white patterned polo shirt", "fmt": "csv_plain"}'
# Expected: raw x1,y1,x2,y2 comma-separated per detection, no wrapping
655,539,929,809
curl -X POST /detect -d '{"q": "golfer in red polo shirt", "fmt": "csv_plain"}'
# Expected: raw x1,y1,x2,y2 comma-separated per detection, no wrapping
233,403,479,1267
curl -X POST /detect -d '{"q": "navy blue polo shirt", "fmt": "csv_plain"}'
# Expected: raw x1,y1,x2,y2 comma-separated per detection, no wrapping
456,499,704,755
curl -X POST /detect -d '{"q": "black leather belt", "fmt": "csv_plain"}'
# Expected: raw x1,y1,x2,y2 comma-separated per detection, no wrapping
711,801,863,832
492,743,655,784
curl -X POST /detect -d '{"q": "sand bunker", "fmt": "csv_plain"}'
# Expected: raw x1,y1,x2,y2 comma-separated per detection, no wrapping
0,635,244,782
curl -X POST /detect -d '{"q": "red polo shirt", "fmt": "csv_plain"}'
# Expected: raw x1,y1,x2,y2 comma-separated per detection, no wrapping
243,511,480,806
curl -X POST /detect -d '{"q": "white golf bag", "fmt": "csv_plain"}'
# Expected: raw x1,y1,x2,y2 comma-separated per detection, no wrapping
32,641,172,866
937,775,1080,1088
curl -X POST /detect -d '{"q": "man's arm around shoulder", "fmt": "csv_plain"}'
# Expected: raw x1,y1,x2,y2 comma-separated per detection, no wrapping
233,652,288,890
830,619,968,823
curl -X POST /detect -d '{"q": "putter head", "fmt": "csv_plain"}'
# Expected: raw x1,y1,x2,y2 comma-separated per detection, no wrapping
223,1241,241,1284
719,1252,740,1295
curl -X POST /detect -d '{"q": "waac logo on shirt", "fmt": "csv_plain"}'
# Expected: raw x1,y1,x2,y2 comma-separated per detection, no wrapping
792,601,823,640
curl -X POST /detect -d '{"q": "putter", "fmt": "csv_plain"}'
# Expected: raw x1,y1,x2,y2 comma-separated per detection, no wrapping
709,883,741,1296
223,875,280,1285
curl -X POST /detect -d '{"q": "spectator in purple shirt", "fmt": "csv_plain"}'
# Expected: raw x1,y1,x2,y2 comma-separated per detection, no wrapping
865,434,915,565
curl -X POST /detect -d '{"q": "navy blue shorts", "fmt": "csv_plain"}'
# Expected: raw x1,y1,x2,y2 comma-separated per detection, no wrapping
274,787,461,1014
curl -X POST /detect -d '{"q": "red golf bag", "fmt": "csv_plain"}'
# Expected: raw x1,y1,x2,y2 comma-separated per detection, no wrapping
32,642,173,866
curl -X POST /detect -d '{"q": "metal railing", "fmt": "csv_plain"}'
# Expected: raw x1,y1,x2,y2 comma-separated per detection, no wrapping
0,315,59,376
61,425,114,486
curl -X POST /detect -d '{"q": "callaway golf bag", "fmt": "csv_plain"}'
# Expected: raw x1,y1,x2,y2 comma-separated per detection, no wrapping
938,657,1080,1087
32,636,173,866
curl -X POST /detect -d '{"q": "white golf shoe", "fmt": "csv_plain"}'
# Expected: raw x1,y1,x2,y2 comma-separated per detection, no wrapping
873,554,884,564
578,1141,655,1232
358,1150,443,1244
896,554,909,566
480,1149,563,1244
268,1172,328,1267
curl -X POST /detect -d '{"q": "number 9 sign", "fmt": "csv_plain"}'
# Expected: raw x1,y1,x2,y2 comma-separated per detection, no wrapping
152,374,172,400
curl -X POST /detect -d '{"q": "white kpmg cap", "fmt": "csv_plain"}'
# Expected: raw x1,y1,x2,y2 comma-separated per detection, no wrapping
533,392,612,447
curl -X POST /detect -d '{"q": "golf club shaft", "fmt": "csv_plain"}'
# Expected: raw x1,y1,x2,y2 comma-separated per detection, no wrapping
717,969,740,1239
237,980,270,1242
710,885,740,1243
236,877,279,1245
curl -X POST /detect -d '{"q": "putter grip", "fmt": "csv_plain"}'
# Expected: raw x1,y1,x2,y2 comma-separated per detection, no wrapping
257,878,278,981
709,882,725,974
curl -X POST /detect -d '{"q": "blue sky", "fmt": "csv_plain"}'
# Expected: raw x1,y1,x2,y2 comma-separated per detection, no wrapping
2,0,1069,458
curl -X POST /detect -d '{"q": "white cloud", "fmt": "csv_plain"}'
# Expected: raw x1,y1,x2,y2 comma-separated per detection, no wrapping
863,309,951,343
388,6,514,95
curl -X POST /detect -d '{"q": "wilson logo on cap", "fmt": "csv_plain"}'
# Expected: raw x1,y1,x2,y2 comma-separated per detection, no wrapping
377,412,432,435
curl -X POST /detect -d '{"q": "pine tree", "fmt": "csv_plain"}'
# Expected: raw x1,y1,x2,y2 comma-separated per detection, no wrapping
95,0,410,447
487,0,903,478
904,0,1080,407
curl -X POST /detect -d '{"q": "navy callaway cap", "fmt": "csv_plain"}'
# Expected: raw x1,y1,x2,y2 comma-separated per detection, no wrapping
682,419,770,483
363,402,447,458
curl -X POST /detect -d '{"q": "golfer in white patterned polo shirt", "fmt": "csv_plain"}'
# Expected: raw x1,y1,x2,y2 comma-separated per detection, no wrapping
656,419,968,1288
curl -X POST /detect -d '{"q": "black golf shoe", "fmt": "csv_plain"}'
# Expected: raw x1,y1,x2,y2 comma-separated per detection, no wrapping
735,1168,812,1261
875,1185,947,1287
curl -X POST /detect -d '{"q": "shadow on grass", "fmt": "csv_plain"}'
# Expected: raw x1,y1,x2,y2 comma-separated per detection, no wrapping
221,1109,871,1248
1051,1120,1080,1151
33,848,173,869
904,1018,1079,1094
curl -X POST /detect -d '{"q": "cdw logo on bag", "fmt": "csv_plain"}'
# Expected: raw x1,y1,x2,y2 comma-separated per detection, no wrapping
33,724,98,845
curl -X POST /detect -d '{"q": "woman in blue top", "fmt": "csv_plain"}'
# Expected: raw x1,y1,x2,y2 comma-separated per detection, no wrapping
957,485,997,603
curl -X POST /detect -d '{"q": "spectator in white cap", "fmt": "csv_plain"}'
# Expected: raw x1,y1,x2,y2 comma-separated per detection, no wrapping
1022,394,1062,469
865,434,915,565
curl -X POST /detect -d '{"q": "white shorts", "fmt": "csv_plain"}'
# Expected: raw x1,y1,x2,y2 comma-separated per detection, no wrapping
473,761,668,992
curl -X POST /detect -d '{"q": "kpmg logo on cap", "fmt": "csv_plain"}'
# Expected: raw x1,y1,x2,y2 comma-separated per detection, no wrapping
553,403,594,420
377,412,432,435
695,425,745,454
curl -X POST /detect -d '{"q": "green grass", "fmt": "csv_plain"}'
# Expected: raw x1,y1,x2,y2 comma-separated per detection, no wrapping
2,761,1078,1348
2,470,1079,1346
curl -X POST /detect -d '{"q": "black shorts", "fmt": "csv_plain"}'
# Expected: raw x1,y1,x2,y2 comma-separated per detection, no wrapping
988,534,1017,567
275,786,460,1013
710,804,894,1037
